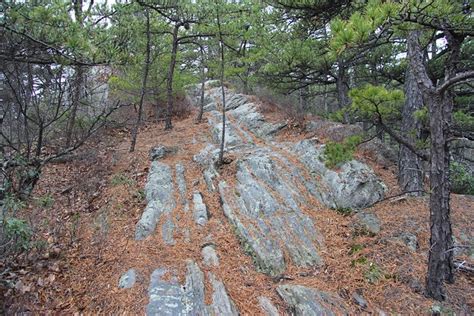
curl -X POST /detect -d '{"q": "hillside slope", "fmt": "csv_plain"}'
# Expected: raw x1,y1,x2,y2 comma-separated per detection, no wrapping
6,84,473,315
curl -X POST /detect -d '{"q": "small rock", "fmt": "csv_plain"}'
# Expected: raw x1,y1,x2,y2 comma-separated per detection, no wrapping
352,291,368,309
393,232,418,251
353,211,381,236
118,269,136,289
183,228,191,243
359,138,397,168
193,192,209,226
149,145,177,161
202,244,219,267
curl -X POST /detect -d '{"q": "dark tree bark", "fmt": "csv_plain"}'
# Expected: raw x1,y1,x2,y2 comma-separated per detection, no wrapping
299,85,310,112
196,46,206,123
398,31,424,195
66,66,83,147
336,59,350,123
130,9,151,153
66,0,84,147
408,29,469,301
165,23,179,130
216,7,226,165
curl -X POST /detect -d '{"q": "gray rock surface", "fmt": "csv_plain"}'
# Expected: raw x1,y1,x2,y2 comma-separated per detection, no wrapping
146,261,237,316
208,111,244,148
162,217,175,245
146,268,185,315
192,192,209,226
353,212,381,236
209,273,239,316
352,292,368,309
392,232,418,251
176,163,189,212
291,139,386,209
228,101,286,139
136,162,176,240
202,244,219,267
359,138,397,167
149,145,178,161
183,261,209,315
218,148,324,276
306,119,362,142
258,296,280,316
277,284,348,316
193,144,220,192
118,269,137,289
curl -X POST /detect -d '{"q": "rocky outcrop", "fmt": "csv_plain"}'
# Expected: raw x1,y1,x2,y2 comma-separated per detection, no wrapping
176,163,189,212
149,145,178,161
135,162,175,240
192,192,209,226
353,212,381,236
290,140,386,209
146,261,238,316
277,284,349,316
258,296,279,316
218,148,324,276
189,84,386,276
306,118,363,142
208,273,239,316
359,138,397,168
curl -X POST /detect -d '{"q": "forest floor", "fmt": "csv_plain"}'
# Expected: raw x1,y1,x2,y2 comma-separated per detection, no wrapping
2,102,473,315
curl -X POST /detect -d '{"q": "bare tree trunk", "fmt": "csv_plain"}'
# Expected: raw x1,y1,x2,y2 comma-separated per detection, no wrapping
399,31,424,195
197,46,206,123
165,24,179,130
336,59,350,123
299,85,309,113
66,0,84,147
66,66,83,147
216,8,226,165
408,29,458,301
130,9,151,152
425,92,454,300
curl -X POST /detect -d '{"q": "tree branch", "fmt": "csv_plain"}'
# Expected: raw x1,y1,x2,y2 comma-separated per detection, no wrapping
437,71,474,94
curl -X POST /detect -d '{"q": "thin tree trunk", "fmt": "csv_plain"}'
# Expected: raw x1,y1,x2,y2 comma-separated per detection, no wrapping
36,123,44,157
425,30,461,298
336,59,350,123
66,0,84,147
408,29,457,301
197,46,206,123
130,9,151,152
398,31,424,195
165,24,179,130
66,66,83,147
425,93,454,300
216,8,226,165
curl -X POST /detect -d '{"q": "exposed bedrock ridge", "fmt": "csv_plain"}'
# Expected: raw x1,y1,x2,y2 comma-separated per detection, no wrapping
146,261,238,316
135,161,176,240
